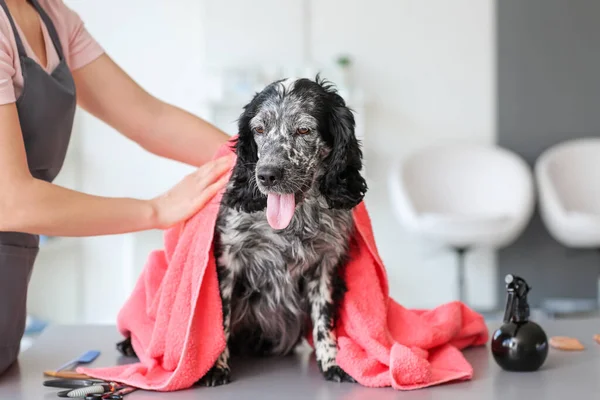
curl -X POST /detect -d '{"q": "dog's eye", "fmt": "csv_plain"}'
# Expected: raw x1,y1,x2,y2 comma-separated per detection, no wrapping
254,126,264,134
297,127,310,135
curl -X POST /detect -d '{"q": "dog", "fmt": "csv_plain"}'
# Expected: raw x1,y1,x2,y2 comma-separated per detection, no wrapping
199,76,367,386
116,76,367,386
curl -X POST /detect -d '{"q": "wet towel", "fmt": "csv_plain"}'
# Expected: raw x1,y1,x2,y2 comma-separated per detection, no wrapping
79,139,489,391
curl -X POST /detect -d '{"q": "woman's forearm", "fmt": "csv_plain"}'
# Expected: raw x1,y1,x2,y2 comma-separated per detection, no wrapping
0,177,157,237
137,101,231,167
72,54,231,167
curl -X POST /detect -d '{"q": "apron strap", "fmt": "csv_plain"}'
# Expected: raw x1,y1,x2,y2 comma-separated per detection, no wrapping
28,0,66,61
0,0,28,59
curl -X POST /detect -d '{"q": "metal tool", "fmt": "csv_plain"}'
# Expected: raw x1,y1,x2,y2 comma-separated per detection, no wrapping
84,385,137,399
43,378,118,398
56,350,101,372
85,394,124,400
43,374,135,399
84,393,124,400
43,379,106,389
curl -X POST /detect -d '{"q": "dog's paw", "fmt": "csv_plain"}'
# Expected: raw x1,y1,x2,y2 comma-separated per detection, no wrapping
116,337,137,358
322,365,356,383
197,366,231,387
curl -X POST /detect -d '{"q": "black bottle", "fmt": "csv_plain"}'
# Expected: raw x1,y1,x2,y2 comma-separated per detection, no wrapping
491,274,549,372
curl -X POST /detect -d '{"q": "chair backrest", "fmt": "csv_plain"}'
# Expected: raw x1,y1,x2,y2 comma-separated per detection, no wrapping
536,138,600,214
398,143,533,216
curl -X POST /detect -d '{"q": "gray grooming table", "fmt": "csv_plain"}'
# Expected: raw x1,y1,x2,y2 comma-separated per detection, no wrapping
2,319,600,399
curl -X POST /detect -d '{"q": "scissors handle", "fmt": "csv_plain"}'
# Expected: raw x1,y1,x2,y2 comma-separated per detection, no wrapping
85,392,127,399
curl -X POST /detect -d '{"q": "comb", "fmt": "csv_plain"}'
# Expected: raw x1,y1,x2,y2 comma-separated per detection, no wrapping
56,350,101,372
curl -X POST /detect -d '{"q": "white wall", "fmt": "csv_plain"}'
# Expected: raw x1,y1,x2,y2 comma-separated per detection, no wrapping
31,0,496,324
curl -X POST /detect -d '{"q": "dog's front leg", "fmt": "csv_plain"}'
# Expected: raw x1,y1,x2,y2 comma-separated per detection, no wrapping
197,260,233,386
308,263,356,383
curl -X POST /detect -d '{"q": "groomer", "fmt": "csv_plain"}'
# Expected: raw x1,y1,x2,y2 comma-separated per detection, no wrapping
0,0,233,375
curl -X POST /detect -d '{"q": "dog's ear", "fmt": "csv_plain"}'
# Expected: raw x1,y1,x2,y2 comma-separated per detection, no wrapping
318,90,368,210
221,102,267,213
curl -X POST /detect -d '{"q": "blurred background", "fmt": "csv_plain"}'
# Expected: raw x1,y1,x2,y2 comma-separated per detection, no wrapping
22,0,600,347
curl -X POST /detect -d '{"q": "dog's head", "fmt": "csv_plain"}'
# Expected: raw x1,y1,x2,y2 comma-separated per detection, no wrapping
222,76,367,229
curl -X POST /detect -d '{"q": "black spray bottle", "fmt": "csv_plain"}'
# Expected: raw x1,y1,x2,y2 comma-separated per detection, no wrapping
491,274,549,371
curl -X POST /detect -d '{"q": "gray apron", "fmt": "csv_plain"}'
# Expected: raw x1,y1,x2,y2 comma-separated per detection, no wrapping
0,0,76,375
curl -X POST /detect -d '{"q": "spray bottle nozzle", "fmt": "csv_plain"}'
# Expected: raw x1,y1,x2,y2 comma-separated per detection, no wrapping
503,274,531,323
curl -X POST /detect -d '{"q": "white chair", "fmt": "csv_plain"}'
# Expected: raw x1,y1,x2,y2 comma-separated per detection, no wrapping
535,138,600,249
388,142,535,304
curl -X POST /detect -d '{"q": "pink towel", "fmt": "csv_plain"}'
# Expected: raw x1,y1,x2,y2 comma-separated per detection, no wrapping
79,139,489,391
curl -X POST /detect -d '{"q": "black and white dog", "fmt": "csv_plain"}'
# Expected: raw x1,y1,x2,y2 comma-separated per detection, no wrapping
117,76,367,386
201,76,367,386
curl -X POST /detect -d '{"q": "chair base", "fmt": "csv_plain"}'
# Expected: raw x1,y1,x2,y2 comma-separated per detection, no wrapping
454,247,468,304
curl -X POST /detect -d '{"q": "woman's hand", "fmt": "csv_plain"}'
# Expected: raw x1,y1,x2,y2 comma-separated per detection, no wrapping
149,154,235,229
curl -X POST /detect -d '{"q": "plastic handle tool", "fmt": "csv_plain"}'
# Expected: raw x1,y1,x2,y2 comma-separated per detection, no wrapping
56,350,101,372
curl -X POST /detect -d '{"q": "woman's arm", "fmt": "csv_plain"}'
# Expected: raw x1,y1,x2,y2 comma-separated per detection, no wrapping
72,54,231,167
0,102,233,237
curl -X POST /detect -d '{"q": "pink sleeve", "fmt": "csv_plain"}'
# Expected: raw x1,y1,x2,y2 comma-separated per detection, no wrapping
0,34,15,105
53,0,104,70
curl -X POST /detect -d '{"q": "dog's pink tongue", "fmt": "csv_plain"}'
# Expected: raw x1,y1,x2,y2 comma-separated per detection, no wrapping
266,193,296,230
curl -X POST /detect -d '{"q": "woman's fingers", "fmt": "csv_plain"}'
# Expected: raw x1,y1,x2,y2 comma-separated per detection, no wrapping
194,155,235,187
194,172,231,210
149,154,235,229
201,154,235,174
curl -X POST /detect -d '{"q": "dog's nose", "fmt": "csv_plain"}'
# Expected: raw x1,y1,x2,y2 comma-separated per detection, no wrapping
257,166,284,187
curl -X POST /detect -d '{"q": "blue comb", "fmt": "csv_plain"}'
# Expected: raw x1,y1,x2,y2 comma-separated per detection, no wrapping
56,350,100,372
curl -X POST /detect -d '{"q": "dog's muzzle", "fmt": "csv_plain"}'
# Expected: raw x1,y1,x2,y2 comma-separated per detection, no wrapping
255,164,296,230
